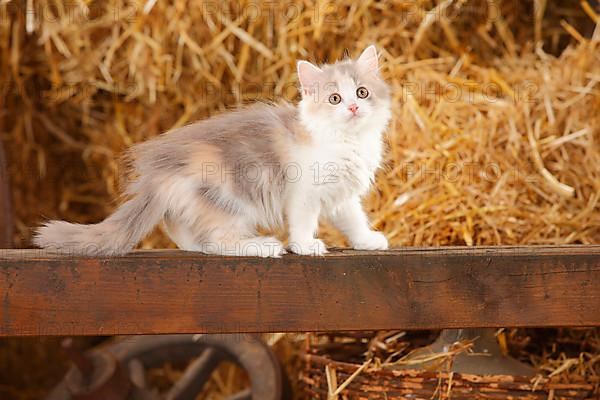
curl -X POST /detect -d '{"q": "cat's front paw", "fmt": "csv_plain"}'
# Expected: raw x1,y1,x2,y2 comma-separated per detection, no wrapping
351,231,388,250
288,238,328,256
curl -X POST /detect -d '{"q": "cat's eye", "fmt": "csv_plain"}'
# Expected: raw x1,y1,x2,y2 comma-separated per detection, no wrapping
328,93,342,105
356,87,369,99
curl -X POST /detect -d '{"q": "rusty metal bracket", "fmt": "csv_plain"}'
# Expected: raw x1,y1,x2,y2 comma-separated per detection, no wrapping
397,328,534,376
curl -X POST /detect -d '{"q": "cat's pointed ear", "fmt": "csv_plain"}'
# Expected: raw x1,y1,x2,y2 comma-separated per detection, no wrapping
297,60,322,96
356,45,379,75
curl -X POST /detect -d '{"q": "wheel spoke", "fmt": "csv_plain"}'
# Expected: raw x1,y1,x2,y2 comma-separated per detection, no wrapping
166,347,223,400
226,388,252,400
128,358,146,388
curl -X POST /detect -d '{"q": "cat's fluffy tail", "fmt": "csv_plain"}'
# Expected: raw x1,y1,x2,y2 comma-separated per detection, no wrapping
33,192,164,256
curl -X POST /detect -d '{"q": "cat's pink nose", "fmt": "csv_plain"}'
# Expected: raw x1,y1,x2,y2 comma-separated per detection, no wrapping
348,103,359,115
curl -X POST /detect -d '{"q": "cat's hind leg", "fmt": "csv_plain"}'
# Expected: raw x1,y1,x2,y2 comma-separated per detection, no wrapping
164,213,285,258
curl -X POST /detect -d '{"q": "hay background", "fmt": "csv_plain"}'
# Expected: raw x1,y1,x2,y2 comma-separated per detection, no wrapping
2,0,598,248
0,0,599,398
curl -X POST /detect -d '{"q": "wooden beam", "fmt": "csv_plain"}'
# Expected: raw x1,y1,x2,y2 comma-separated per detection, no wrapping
1,245,599,337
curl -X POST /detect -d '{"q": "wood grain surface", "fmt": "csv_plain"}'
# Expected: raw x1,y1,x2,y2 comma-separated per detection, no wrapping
1,245,599,336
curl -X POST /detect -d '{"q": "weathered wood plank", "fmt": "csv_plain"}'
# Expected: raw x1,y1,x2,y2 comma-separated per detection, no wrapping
0,141,13,248
1,246,599,336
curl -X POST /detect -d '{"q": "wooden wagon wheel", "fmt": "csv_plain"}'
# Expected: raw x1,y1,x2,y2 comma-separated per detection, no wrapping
46,334,292,400
0,139,13,248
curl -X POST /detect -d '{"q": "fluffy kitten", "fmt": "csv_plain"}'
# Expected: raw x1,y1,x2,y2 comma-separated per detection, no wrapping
34,45,392,257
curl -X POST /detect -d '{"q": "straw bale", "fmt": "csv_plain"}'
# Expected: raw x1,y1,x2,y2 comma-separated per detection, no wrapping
1,0,597,248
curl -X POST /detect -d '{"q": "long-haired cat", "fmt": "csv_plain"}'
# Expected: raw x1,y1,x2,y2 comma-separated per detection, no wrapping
34,45,392,257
